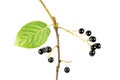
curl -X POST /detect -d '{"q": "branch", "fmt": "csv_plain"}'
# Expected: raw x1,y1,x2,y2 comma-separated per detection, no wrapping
39,0,53,21
39,0,57,27
54,25,61,80
39,0,61,80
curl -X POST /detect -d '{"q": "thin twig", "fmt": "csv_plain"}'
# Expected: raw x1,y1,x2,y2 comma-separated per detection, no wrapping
47,45,57,59
61,60,72,63
58,27,91,47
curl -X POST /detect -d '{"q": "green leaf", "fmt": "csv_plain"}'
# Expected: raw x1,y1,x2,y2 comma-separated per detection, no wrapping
15,21,51,48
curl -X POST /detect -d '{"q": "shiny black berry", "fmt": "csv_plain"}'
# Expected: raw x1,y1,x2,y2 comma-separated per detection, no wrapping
38,49,44,55
46,46,52,53
91,44,96,51
89,36,96,42
89,50,96,56
86,30,92,36
42,47,46,53
95,43,101,49
79,28,84,34
64,67,70,73
48,57,54,63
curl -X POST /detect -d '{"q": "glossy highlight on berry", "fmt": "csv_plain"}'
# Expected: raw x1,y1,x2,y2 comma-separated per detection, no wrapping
86,30,92,36
64,67,70,73
79,28,84,34
91,44,97,51
46,46,52,53
95,43,101,49
38,48,44,55
89,36,96,42
42,47,46,53
48,57,54,63
89,50,96,56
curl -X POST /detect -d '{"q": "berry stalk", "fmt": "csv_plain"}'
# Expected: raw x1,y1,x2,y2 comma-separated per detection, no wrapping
58,27,91,47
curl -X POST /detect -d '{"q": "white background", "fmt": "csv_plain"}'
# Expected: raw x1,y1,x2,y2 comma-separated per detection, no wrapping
0,0,120,80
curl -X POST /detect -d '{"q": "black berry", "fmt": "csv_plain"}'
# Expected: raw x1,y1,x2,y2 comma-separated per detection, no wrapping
64,67,70,73
48,57,54,63
91,44,97,51
42,47,46,53
95,43,101,49
46,46,52,53
38,48,44,55
79,28,84,34
86,30,92,36
89,50,96,56
89,36,96,42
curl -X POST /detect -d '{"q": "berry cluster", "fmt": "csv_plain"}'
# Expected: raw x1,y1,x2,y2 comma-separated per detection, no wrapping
38,46,52,55
79,28,101,56
38,46,71,73
38,46,54,63
79,28,92,36
90,43,101,56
